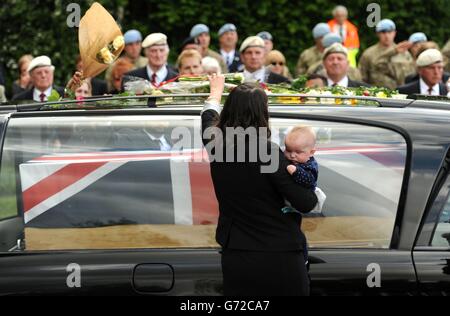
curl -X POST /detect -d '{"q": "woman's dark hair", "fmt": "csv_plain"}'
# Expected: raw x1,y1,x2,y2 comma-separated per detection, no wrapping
217,83,271,137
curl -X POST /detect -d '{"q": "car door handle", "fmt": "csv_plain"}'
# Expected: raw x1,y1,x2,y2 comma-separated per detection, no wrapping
133,264,174,293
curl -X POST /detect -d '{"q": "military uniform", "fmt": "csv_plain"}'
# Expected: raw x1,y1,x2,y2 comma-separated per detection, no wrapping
443,40,450,72
206,49,228,74
359,44,415,89
296,46,322,76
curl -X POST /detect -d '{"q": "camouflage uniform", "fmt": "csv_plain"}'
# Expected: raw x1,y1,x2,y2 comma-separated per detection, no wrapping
442,40,450,72
359,44,415,89
105,56,148,92
296,46,322,76
206,49,228,74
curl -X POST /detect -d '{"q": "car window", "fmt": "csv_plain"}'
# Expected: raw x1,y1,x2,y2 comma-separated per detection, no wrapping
431,180,450,247
271,118,407,249
0,116,407,251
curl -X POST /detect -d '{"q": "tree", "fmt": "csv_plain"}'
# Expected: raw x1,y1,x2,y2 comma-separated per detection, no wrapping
1,0,449,97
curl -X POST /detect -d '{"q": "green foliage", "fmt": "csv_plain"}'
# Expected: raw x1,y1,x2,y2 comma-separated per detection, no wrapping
1,0,449,96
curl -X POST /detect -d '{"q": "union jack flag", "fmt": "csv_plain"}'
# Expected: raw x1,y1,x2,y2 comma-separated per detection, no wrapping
19,145,405,228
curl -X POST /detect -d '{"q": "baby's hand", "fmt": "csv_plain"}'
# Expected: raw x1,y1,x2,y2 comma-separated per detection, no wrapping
287,165,297,175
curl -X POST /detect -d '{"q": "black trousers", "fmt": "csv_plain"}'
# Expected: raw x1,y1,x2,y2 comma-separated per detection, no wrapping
221,249,310,296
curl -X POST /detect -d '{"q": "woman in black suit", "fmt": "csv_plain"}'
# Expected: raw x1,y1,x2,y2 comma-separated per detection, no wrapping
202,75,318,296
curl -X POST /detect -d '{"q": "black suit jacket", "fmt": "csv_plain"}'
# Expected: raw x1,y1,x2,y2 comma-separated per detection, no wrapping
398,80,448,97
405,72,450,84
267,72,291,84
122,65,179,92
348,79,371,88
12,86,65,102
201,109,318,252
227,54,243,73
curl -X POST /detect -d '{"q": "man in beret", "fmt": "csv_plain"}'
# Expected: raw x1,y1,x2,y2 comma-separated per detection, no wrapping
122,33,178,89
219,23,243,73
180,36,201,54
239,36,289,84
12,56,64,102
296,23,330,76
359,19,415,89
322,43,368,88
105,29,149,92
398,49,448,96
408,32,428,60
308,32,362,82
190,24,228,74
257,31,274,54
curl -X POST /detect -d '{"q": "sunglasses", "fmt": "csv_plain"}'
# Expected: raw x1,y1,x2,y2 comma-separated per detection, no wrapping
271,61,284,66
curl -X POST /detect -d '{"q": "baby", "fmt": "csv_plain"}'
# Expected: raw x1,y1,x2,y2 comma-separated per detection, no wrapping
284,126,319,192
283,126,326,212
282,126,327,266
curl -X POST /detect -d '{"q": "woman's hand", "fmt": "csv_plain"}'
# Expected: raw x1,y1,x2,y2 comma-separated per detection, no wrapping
66,71,84,92
208,73,225,103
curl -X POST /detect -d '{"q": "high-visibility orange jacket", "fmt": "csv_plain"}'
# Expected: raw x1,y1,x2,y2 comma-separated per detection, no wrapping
328,19,360,50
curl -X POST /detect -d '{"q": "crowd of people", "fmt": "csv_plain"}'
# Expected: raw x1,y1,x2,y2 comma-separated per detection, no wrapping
1,4,450,103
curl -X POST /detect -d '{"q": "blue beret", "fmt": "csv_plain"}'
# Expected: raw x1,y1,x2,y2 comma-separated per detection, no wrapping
409,32,428,44
124,30,143,45
322,33,343,48
257,31,273,41
190,24,210,38
313,23,331,39
376,19,396,32
219,23,237,37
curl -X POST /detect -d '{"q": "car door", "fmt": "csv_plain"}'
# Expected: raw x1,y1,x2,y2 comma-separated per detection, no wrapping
0,114,24,253
414,165,450,296
269,116,418,295
0,112,418,296
0,113,222,296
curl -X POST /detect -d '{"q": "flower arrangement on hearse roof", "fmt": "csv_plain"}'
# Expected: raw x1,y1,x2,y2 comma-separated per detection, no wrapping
122,73,406,105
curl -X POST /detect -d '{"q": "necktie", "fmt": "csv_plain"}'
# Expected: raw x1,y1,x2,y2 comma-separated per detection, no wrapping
39,93,46,102
339,26,344,40
332,83,338,87
151,73,157,87
428,88,433,96
227,55,232,67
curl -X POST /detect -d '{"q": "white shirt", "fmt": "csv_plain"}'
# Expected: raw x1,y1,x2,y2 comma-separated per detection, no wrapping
420,78,440,96
144,130,171,151
243,67,267,83
33,87,53,102
221,49,236,66
327,76,349,88
146,65,168,87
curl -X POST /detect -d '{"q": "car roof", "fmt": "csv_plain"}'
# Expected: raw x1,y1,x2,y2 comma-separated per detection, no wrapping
3,94,450,139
